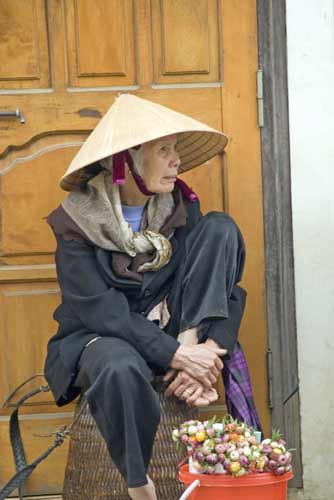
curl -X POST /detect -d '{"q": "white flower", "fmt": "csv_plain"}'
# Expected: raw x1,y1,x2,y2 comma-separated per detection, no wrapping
214,463,227,474
188,425,198,435
242,447,251,456
230,450,240,461
213,423,224,432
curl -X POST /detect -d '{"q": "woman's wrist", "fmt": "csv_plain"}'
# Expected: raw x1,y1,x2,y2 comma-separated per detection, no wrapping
205,337,227,353
171,329,198,368
177,327,198,345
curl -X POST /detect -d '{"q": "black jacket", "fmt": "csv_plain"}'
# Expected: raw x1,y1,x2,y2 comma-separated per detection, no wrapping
44,198,246,406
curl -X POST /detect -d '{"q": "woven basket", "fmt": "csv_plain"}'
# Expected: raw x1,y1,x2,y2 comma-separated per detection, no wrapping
63,393,199,500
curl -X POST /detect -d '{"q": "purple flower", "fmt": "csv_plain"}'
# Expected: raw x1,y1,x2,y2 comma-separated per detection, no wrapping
206,453,219,465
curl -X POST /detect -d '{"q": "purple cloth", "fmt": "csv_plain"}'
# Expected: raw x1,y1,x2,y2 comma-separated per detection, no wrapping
222,342,262,432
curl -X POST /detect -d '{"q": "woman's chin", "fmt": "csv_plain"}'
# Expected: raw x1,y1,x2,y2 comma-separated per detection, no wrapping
153,184,175,194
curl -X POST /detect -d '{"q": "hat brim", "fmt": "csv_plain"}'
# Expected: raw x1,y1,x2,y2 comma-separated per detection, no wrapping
60,129,227,191
177,130,228,172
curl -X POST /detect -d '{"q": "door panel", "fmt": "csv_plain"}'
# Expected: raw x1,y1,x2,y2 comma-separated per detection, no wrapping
65,0,136,87
151,0,220,83
0,0,50,89
0,282,59,404
1,139,81,256
0,1,269,495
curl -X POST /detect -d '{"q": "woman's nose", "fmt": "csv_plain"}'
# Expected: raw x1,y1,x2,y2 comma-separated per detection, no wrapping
170,152,181,169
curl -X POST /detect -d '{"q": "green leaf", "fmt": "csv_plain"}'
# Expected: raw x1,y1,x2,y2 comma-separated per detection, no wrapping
271,429,283,441
207,415,217,427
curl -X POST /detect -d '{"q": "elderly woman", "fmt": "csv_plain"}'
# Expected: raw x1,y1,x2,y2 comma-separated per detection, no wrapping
45,94,260,500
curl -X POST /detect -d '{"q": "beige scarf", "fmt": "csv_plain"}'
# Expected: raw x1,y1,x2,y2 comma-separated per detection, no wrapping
62,170,175,272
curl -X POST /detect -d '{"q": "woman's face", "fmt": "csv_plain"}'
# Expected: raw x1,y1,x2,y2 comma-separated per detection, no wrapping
141,134,181,193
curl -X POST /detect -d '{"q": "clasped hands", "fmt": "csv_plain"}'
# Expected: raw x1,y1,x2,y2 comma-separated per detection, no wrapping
165,329,227,407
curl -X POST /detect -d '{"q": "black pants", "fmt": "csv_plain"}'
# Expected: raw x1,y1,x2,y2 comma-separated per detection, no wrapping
74,212,245,487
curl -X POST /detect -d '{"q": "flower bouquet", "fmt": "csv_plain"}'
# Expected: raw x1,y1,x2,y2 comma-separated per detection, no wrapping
172,416,293,478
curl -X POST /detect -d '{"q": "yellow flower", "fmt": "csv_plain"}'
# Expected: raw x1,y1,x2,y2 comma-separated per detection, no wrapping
230,461,241,474
195,431,206,442
256,459,265,470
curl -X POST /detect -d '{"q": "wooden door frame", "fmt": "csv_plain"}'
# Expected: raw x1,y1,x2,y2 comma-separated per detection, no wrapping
257,0,302,488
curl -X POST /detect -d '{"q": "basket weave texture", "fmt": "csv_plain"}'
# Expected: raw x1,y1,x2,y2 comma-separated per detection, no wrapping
63,393,199,499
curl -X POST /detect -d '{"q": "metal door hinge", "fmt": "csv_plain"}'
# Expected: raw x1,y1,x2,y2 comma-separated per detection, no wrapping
256,69,264,128
266,348,274,408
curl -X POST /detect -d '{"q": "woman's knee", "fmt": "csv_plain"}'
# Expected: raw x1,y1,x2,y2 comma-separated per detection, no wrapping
81,337,153,386
102,354,153,387
200,211,242,243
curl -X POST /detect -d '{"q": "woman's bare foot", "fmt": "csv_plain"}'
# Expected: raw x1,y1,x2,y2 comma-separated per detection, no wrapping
128,476,157,500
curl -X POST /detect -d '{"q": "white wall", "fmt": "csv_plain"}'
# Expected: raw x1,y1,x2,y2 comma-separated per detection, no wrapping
286,1,334,499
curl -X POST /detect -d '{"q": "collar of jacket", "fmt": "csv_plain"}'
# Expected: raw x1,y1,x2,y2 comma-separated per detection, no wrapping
47,186,189,284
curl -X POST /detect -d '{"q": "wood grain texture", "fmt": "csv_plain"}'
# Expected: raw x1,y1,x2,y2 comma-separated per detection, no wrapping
0,0,50,89
0,256,56,266
151,0,220,83
0,282,60,405
161,0,210,74
257,0,302,487
6,496,62,499
0,93,109,154
0,143,74,256
134,1,153,86
220,0,270,436
8,496,62,499
65,0,136,87
0,265,57,283
0,415,71,497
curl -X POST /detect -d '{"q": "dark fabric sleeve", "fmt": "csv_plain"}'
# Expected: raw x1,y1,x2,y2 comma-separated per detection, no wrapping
55,235,180,369
198,285,247,353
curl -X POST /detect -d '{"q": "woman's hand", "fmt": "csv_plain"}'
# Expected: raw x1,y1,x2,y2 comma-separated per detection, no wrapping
190,387,219,407
166,328,227,402
164,370,204,400
170,344,225,388
205,337,227,354
164,370,219,407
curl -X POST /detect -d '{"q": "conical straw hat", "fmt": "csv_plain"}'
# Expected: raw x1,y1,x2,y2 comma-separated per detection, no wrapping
61,93,228,191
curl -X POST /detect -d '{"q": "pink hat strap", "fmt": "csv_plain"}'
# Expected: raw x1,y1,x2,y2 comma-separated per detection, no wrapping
112,151,126,185
124,148,156,196
112,145,142,185
111,146,155,196
175,178,199,203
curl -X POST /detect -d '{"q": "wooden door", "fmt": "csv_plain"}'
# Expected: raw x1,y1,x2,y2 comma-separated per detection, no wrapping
0,1,269,496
